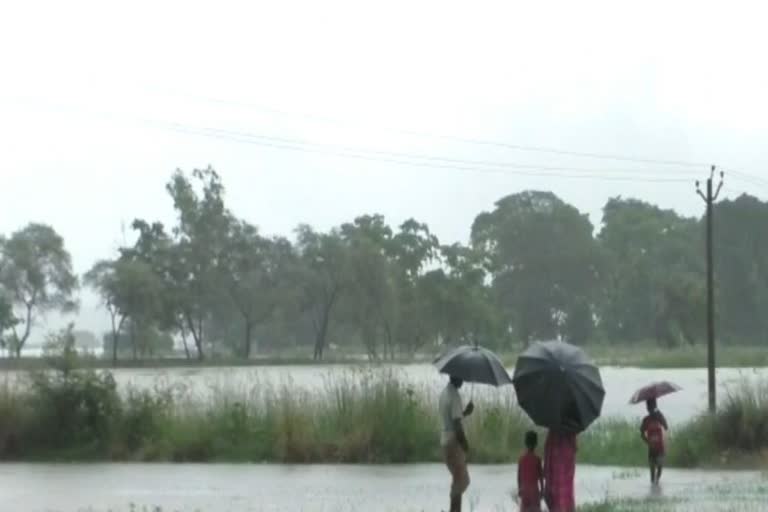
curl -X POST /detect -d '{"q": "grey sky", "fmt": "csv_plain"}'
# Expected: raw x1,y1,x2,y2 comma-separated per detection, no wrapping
1,0,767,341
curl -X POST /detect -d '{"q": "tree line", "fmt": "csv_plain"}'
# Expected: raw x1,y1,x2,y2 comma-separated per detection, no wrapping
1,167,767,362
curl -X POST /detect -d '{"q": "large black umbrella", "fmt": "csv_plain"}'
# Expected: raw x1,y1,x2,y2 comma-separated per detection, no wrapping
433,345,513,387
512,341,605,433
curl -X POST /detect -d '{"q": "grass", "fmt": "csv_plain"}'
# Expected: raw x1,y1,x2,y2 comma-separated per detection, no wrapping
0,344,767,466
578,498,764,512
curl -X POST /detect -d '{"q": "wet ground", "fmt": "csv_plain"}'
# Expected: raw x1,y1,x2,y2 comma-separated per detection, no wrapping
0,463,763,511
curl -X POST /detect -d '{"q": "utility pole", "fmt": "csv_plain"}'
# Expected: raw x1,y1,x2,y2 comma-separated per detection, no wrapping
696,165,724,413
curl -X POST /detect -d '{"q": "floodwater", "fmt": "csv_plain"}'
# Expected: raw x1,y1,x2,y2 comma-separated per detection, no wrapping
0,463,763,511
3,364,761,424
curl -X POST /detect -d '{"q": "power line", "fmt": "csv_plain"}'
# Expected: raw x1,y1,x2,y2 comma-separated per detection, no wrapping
146,119,701,179
147,119,692,184
722,168,768,189
24,91,768,187
150,89,715,169
149,90,768,186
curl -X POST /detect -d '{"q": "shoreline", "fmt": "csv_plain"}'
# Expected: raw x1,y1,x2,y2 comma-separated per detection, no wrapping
0,352,767,371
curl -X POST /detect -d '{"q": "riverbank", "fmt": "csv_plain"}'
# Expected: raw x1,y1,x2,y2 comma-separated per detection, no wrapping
2,343,767,371
0,360,766,468
585,344,768,369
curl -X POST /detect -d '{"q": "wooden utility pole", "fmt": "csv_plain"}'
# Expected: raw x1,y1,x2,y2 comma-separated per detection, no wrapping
696,166,724,413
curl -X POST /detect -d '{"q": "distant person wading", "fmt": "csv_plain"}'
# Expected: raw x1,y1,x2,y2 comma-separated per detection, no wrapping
439,375,474,512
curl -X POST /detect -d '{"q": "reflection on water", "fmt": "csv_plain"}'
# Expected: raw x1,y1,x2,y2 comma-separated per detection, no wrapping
0,463,761,512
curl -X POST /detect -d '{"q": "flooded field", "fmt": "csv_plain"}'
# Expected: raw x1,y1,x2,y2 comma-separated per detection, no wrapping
3,364,763,424
0,463,763,511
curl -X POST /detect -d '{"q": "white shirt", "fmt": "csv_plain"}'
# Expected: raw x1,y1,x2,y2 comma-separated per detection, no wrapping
439,382,464,446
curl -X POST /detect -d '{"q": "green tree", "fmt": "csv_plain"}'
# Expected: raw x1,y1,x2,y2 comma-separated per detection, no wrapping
163,167,233,359
123,168,233,360
472,191,600,345
87,253,168,361
388,219,440,356
713,194,768,344
339,215,399,359
224,221,298,358
390,219,440,279
0,294,17,351
598,197,703,346
103,321,174,358
420,243,505,349
296,225,351,360
84,259,128,366
0,224,78,357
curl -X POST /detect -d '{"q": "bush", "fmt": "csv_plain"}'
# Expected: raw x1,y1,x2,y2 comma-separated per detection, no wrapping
25,366,121,455
715,380,768,451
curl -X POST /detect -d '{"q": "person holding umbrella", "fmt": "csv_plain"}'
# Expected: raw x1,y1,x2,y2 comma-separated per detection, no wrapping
640,398,668,485
512,341,606,512
543,423,578,512
439,375,474,512
631,382,679,485
434,344,513,512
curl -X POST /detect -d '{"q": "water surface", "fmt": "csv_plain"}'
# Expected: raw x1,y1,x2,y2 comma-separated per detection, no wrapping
0,463,762,511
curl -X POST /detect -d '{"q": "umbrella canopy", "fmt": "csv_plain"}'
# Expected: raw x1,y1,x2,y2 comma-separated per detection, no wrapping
512,341,605,433
630,381,681,404
433,345,513,386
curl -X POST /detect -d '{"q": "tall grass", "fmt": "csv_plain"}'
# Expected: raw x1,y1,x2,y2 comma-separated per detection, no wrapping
0,353,766,466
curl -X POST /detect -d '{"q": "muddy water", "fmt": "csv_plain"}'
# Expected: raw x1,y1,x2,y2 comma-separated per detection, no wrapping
0,463,762,511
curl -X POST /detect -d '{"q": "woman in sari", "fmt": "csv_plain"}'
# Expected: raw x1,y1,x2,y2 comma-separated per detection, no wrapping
543,430,577,512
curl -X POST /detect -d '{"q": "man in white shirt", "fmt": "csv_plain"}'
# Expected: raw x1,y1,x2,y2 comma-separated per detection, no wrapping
439,375,475,512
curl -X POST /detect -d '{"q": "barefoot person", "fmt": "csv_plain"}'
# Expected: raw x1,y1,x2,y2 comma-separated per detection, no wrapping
439,375,474,512
641,398,668,484
517,431,544,512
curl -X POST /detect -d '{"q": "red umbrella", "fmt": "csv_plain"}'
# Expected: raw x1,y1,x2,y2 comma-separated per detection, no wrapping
629,381,681,404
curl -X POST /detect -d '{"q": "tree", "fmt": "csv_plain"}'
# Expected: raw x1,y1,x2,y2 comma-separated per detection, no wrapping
472,191,600,345
339,215,399,359
122,168,233,360
385,219,441,356
390,219,440,280
103,321,174,358
0,294,17,351
713,194,768,344
419,243,505,349
86,251,168,362
598,197,703,346
84,260,128,366
0,224,78,357
163,167,233,360
224,221,297,358
296,225,351,360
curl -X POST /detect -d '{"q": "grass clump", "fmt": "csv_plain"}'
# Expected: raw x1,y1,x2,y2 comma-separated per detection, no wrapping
0,328,767,466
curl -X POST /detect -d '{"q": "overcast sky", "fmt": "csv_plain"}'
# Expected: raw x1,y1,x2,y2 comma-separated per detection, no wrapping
1,0,767,341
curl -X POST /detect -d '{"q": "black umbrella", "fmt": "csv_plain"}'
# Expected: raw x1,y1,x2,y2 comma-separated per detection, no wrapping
512,341,605,433
433,345,513,387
